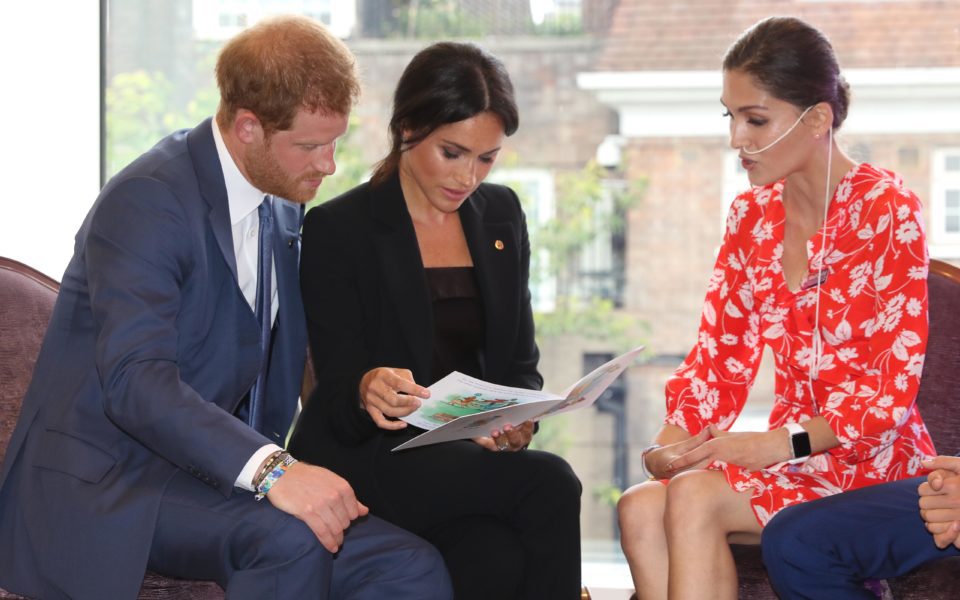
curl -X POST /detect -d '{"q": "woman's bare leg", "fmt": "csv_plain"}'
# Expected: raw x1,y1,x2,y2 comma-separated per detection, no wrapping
663,470,761,600
618,481,669,600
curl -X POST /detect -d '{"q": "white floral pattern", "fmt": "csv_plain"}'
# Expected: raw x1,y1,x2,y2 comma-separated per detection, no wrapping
665,163,935,525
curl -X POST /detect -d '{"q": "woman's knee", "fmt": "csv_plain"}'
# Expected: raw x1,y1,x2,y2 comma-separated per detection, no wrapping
617,482,666,537
663,470,725,528
526,450,582,506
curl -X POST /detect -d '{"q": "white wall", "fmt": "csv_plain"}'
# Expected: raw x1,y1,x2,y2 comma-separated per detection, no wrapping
0,4,101,280
578,68,960,138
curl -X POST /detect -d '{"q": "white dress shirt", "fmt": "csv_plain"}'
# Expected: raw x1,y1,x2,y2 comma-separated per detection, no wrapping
211,122,283,490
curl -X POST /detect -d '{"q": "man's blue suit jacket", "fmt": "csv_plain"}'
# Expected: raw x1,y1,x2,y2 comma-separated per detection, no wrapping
0,118,308,599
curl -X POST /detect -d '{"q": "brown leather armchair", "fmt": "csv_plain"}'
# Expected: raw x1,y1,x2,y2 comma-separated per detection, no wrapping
0,257,224,600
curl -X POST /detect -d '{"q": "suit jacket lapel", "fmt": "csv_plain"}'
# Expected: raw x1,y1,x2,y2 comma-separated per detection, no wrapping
371,175,433,380
187,119,239,284
461,188,520,381
272,199,304,320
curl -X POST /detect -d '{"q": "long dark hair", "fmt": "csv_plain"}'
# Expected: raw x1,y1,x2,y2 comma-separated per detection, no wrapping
723,16,850,129
370,42,519,185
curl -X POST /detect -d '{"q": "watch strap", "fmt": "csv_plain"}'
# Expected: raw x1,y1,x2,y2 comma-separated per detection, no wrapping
785,422,811,463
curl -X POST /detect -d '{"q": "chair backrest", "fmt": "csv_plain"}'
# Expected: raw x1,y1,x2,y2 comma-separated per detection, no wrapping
0,257,59,465
915,259,960,457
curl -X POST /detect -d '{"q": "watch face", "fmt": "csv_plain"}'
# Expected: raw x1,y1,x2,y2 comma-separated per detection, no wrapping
791,431,812,459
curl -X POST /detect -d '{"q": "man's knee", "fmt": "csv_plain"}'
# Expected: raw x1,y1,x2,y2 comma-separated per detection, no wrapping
375,533,453,599
245,513,328,572
333,517,453,599
761,503,811,565
220,513,331,599
396,533,447,577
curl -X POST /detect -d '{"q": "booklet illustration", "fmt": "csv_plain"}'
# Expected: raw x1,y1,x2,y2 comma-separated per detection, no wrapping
392,346,644,451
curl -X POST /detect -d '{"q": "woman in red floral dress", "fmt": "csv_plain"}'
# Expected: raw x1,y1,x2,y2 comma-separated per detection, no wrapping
617,16,935,600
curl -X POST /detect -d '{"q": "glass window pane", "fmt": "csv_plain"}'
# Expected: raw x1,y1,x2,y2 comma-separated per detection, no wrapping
946,215,960,233
947,189,960,207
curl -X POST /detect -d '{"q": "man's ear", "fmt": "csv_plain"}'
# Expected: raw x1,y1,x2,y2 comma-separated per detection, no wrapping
233,109,262,145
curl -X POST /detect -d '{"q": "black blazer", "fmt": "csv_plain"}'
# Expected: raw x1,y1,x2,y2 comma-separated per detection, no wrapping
290,172,541,504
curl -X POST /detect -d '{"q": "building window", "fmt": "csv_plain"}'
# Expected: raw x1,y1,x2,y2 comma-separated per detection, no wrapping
488,168,558,312
572,180,627,307
931,148,960,258
489,167,628,311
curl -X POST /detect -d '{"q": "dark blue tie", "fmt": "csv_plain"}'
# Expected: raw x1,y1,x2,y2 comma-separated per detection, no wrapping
248,196,274,435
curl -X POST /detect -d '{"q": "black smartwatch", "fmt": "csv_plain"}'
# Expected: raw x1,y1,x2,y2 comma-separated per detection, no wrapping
785,422,811,463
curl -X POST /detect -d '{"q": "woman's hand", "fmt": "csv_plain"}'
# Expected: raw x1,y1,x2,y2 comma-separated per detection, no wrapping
644,428,712,479
358,367,430,430
665,424,790,473
474,421,535,452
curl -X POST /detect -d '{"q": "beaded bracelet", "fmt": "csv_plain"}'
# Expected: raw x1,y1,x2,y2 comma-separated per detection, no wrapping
252,449,284,490
255,452,298,501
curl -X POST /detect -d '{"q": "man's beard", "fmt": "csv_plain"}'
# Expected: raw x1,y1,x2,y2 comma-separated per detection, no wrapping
244,138,321,203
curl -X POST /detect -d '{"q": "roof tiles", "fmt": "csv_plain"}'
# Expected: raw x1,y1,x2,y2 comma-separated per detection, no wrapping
595,0,960,71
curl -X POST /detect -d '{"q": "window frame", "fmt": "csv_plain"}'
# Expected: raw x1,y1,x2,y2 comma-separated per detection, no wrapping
930,147,960,256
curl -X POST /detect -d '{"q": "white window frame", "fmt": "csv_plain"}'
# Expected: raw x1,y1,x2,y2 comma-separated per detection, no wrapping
488,168,557,312
929,148,960,259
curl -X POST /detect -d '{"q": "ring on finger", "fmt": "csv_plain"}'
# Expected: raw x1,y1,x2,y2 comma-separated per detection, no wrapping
495,436,510,451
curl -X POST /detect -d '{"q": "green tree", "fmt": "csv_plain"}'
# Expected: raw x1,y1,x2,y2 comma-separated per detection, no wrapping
308,114,369,209
105,70,218,178
106,68,365,206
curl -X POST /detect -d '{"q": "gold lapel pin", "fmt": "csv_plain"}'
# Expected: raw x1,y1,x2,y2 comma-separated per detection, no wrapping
494,240,504,250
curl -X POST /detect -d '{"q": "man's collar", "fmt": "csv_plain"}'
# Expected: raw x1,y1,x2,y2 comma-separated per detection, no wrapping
212,120,267,224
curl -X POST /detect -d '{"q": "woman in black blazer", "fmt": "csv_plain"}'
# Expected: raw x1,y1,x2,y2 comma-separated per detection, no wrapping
289,42,582,599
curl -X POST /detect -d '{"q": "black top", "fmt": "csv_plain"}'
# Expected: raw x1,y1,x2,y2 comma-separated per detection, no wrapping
425,267,485,382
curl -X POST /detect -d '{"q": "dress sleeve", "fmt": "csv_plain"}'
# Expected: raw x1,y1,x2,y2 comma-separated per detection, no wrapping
817,179,929,465
664,192,765,434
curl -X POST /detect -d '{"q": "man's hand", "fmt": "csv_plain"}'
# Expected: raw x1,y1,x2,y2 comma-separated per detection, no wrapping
919,456,960,549
359,367,430,430
265,462,369,553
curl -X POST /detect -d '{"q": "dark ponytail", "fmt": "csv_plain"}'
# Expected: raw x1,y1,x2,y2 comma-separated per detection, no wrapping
723,17,850,129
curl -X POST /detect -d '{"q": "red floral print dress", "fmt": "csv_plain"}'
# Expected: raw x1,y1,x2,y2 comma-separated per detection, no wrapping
664,162,935,525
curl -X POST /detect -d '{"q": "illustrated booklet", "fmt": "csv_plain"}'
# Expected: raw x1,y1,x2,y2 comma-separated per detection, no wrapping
392,345,644,451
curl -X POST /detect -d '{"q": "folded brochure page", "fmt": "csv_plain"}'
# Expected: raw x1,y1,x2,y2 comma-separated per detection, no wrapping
393,345,644,451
